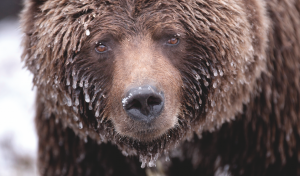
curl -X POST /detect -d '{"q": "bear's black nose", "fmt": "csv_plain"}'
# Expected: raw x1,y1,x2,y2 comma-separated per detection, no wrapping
123,85,164,123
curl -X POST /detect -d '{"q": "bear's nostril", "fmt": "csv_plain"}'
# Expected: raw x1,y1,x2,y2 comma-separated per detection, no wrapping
147,96,162,106
126,99,142,111
123,86,164,123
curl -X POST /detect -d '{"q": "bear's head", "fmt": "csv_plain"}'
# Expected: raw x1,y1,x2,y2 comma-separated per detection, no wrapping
21,0,268,166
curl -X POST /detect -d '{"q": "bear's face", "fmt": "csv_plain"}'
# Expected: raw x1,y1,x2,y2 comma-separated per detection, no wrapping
22,0,268,158
78,21,185,141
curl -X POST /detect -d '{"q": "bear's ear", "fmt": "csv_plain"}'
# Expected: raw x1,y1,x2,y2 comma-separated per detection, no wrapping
22,0,47,10
22,0,47,16
20,0,48,46
27,0,47,3
27,0,47,6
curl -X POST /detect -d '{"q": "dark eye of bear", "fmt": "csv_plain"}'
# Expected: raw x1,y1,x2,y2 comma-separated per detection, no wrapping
95,44,108,53
167,37,179,45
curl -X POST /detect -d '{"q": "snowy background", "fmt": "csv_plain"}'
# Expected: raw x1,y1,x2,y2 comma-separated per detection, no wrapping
0,1,38,174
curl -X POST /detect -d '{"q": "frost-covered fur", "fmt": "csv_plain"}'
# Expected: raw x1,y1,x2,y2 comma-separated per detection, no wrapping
21,0,300,175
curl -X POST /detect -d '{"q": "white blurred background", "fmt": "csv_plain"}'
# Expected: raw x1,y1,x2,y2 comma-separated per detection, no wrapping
0,0,38,175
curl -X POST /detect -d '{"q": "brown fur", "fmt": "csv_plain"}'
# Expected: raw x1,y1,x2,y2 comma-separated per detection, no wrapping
20,0,300,175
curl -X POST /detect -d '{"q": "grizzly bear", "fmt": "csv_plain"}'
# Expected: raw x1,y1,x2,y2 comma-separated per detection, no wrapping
21,0,300,175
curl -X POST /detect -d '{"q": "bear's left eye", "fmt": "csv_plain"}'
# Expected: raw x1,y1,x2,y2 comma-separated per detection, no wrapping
167,38,179,45
95,44,108,53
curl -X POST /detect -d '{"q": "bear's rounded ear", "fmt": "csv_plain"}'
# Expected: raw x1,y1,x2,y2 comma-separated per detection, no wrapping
26,0,47,3
20,0,48,55
21,0,47,18
25,0,47,7
22,0,47,11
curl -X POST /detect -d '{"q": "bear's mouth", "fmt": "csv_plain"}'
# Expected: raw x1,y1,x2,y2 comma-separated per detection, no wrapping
133,128,163,141
136,129,158,134
126,122,160,134
117,119,171,141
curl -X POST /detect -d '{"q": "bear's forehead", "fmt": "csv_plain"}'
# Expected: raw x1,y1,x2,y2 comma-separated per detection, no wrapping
87,1,186,37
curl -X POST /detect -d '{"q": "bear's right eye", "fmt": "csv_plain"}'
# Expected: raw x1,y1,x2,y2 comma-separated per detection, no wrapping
95,43,108,53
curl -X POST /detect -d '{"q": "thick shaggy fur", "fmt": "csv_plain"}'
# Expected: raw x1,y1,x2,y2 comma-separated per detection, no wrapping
21,0,300,175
